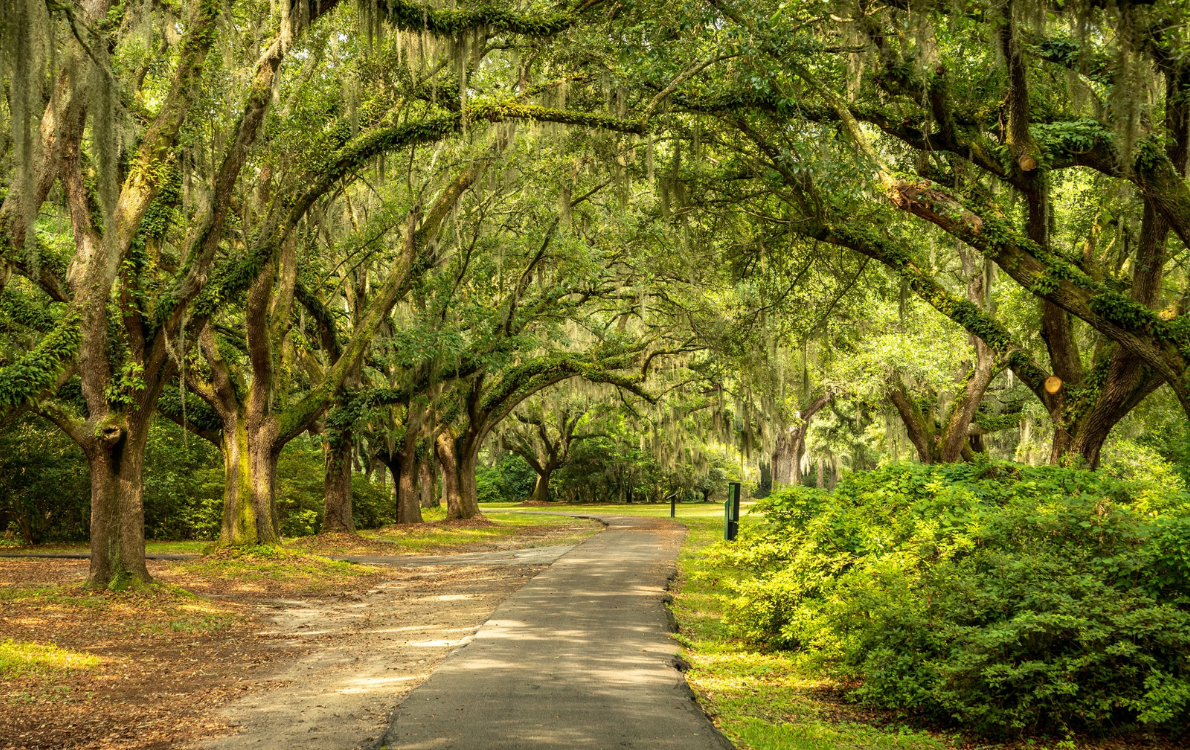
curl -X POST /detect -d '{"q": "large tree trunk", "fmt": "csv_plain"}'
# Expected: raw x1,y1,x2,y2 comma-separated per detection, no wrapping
529,470,552,503
84,414,153,590
434,431,464,519
321,427,354,532
219,414,257,544
457,445,481,519
418,455,439,509
396,431,423,524
215,408,283,545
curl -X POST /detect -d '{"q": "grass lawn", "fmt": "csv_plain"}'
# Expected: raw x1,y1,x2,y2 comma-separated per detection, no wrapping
0,509,601,559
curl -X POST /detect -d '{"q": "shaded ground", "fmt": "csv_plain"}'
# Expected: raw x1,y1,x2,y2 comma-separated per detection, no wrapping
373,513,730,750
188,565,541,750
0,513,601,750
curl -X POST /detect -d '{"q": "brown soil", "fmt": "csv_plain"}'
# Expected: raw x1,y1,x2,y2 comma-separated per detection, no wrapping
0,556,543,750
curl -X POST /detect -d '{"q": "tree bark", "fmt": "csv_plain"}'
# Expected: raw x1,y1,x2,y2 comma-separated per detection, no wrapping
322,428,354,532
530,471,552,503
84,410,153,589
418,454,438,509
457,446,481,518
434,430,464,519
773,392,831,486
396,425,423,524
888,384,935,463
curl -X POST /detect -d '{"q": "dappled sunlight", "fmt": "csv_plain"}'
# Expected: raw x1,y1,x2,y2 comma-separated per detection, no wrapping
378,515,723,749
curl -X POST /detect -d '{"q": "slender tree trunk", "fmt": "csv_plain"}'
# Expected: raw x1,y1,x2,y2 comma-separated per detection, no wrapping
939,340,996,462
791,432,807,484
816,458,825,489
771,434,791,486
889,386,935,463
322,426,354,532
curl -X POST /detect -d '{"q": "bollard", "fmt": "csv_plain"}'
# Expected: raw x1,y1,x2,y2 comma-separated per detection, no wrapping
724,482,741,541
670,495,676,518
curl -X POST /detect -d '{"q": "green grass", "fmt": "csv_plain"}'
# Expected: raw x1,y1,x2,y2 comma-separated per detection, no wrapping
483,500,753,519
0,540,209,555
178,545,382,591
665,512,960,750
354,511,601,553
0,639,100,678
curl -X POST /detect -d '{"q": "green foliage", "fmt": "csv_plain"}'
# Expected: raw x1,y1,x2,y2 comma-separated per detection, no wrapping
476,453,537,503
713,462,1190,736
0,415,90,544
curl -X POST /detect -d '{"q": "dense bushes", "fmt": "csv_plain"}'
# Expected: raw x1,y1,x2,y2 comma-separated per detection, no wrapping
711,461,1190,736
2,418,394,543
476,453,537,503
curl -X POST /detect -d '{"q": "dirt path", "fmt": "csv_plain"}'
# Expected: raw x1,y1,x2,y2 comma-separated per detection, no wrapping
186,565,542,750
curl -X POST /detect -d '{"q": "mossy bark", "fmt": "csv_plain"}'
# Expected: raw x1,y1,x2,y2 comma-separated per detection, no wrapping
322,427,354,533
84,411,153,589
418,457,438,509
529,472,552,503
435,430,464,519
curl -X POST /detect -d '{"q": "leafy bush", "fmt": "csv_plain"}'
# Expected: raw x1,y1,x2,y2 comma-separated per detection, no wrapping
476,453,537,503
712,461,1190,736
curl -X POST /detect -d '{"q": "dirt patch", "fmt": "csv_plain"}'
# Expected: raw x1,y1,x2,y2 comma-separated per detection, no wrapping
188,564,540,750
1,558,295,750
0,555,546,750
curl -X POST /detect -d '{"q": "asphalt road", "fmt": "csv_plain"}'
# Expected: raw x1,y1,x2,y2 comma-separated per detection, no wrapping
369,513,732,750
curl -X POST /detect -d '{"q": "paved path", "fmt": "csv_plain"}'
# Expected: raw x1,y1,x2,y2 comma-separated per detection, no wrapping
370,514,732,750
0,546,576,567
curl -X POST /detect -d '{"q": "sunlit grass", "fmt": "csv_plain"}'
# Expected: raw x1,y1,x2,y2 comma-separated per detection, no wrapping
352,511,600,553
0,639,100,678
179,545,381,591
482,501,755,519
0,540,210,555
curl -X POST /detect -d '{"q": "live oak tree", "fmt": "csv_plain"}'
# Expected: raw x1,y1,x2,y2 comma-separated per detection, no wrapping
0,0,649,577
612,0,1188,467
500,390,599,503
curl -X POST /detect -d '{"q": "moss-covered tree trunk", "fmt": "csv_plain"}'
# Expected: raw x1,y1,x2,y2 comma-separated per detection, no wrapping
529,471,552,503
435,430,464,519
396,427,423,525
322,426,354,532
83,412,153,589
457,446,481,519
219,414,257,544
418,454,438,509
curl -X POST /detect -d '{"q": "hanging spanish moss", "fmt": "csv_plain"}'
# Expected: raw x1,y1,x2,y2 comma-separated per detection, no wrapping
1,0,51,262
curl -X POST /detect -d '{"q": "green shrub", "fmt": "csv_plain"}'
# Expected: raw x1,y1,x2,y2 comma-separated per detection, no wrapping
476,454,536,503
713,461,1190,736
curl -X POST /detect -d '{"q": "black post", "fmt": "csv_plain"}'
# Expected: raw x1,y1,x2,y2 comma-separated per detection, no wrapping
724,482,741,541
670,494,676,518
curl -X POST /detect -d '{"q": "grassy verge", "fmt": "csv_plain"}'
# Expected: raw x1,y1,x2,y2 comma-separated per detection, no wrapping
167,545,385,597
2,510,601,559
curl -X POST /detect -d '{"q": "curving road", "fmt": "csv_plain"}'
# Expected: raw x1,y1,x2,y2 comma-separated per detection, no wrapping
368,513,732,750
